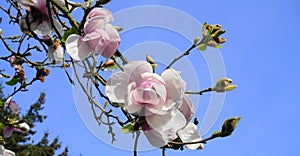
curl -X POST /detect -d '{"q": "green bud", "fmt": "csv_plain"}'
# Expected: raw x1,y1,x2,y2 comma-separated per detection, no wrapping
197,43,207,51
220,116,241,137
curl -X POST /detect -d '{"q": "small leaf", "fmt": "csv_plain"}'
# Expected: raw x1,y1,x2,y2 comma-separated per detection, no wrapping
0,100,4,107
0,122,5,129
121,123,135,134
216,45,222,49
5,77,19,86
61,26,79,42
110,102,120,108
108,65,118,70
220,116,241,137
197,43,207,51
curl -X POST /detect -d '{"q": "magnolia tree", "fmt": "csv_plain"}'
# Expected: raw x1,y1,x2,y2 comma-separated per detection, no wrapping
0,0,241,155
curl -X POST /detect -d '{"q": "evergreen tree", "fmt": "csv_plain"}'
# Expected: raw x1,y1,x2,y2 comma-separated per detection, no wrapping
0,84,68,156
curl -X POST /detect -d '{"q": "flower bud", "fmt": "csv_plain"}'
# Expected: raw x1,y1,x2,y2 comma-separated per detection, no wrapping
194,36,201,45
197,43,207,51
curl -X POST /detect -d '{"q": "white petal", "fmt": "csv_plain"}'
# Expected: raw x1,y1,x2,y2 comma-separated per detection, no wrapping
143,128,168,148
146,108,186,133
105,72,128,103
125,82,143,113
124,61,153,85
178,123,204,150
178,94,194,121
33,21,52,36
65,34,90,61
19,122,30,132
52,18,62,33
3,149,15,156
161,69,186,101
4,96,12,110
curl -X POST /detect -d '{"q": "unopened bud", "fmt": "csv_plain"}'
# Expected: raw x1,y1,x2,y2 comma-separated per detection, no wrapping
197,43,207,51
194,37,201,45
220,116,241,137
146,54,155,64
114,26,124,32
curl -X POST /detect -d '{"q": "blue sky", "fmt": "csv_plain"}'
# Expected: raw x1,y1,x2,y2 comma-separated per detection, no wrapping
1,0,300,155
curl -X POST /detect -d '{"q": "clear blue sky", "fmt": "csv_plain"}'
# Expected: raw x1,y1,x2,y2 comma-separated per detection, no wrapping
1,0,300,155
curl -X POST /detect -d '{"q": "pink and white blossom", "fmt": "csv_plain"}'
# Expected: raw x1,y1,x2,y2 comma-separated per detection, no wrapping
4,96,19,114
48,40,64,64
66,8,120,60
3,122,30,138
105,61,188,147
18,0,62,36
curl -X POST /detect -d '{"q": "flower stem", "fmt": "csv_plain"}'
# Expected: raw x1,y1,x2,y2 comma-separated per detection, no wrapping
134,131,141,156
185,87,212,95
162,147,166,156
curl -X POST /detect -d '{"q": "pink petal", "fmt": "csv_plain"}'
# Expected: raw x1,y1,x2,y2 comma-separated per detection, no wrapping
52,18,62,33
9,101,19,114
178,94,194,121
18,0,36,11
124,61,153,85
33,21,52,36
146,108,186,133
84,17,106,34
177,123,204,150
3,127,13,138
101,24,120,58
133,88,160,105
3,127,20,138
105,72,128,103
87,8,113,22
125,82,145,113
65,34,91,61
83,29,110,53
161,69,186,101
35,0,48,14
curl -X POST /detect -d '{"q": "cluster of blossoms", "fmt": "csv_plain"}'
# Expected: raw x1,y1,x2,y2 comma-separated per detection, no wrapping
105,61,203,149
3,0,240,153
0,97,30,156
66,8,121,60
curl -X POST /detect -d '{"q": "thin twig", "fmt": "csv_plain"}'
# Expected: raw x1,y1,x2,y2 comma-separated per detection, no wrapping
185,88,212,95
133,131,141,156
165,45,195,70
162,147,166,156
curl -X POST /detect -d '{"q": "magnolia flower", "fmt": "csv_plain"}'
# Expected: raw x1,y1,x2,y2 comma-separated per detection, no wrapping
212,78,237,92
48,40,64,64
4,97,19,114
3,122,30,138
66,8,120,60
106,61,188,147
0,28,3,36
0,145,15,156
18,0,62,36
